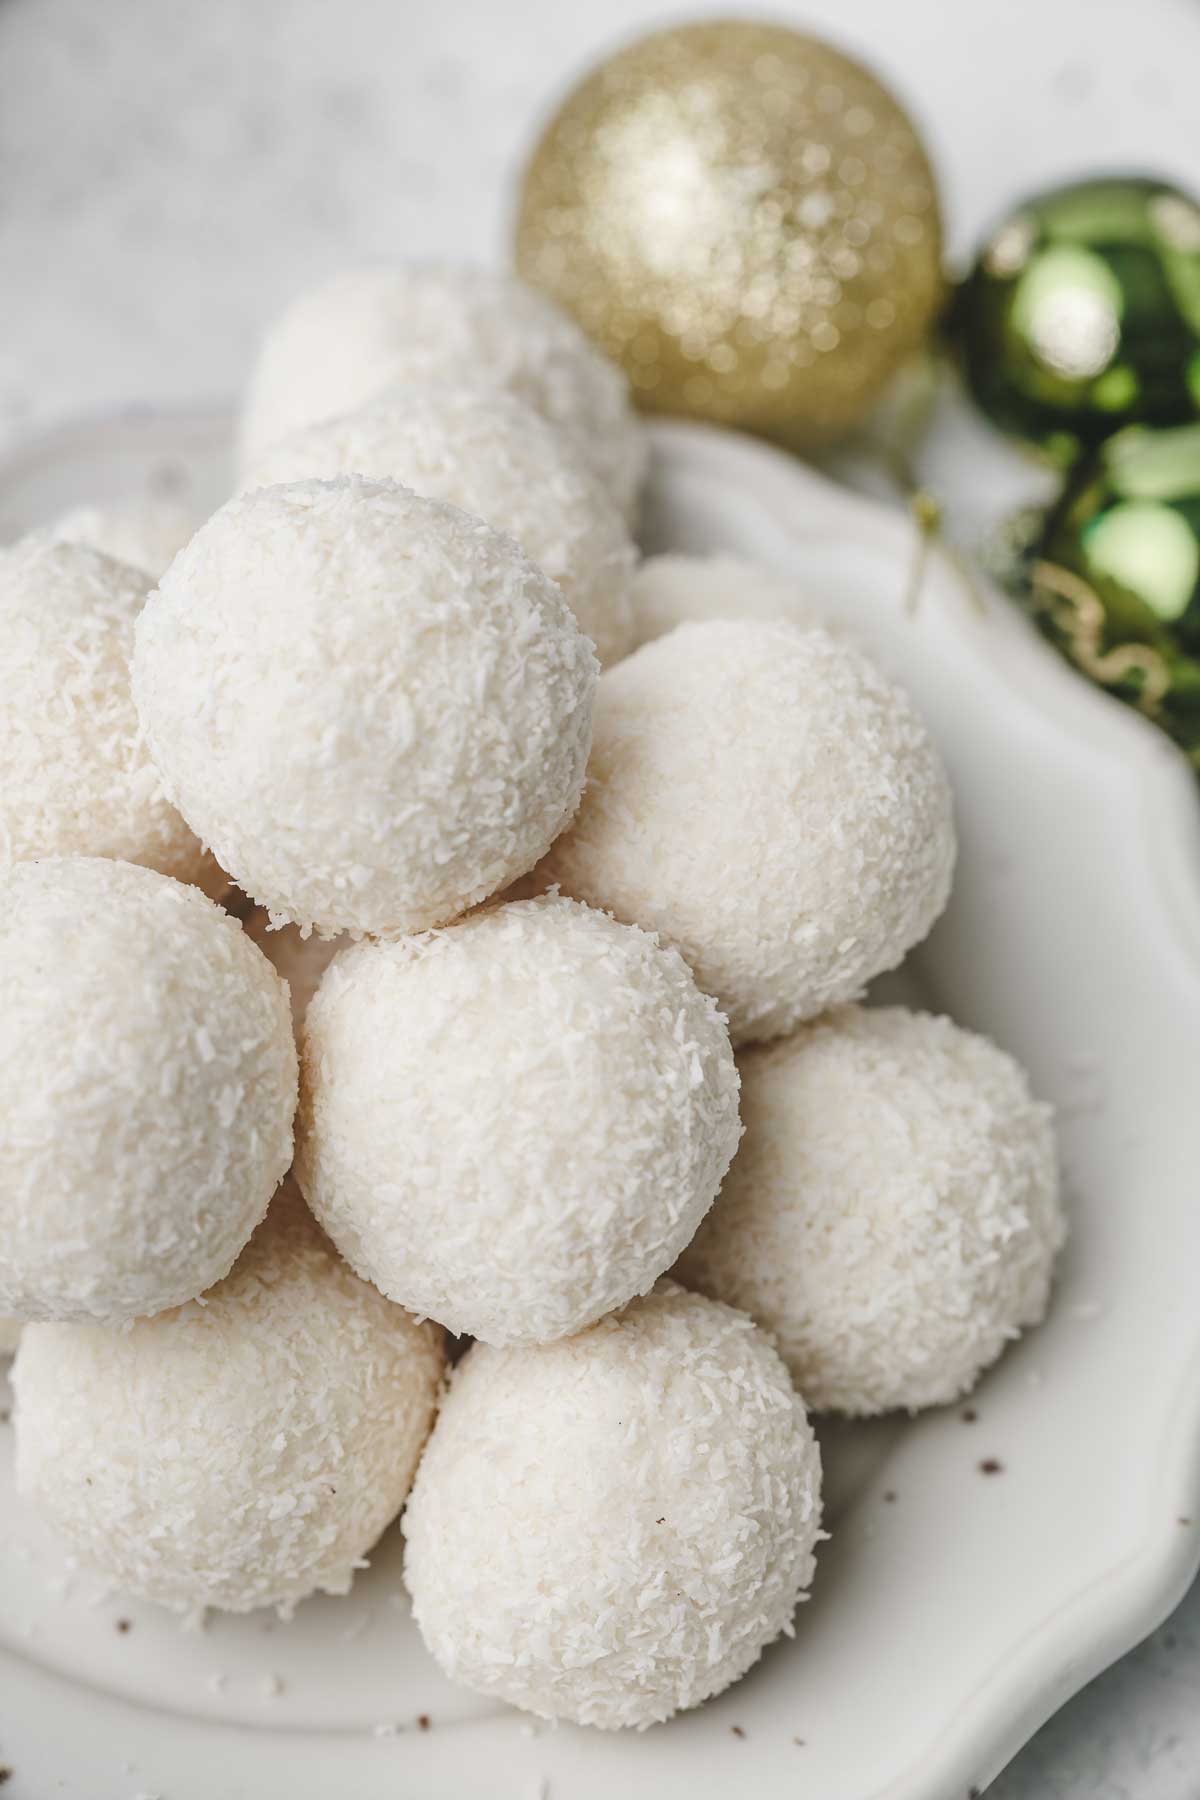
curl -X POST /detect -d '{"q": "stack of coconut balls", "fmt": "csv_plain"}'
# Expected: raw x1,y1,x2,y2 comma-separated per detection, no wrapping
0,265,1065,1733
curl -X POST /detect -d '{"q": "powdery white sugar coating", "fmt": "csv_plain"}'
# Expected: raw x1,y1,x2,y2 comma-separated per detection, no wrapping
296,896,741,1345
0,1317,21,1355
134,478,597,937
51,496,199,578
14,1187,444,1616
0,536,217,891
0,858,297,1324
240,265,647,520
242,906,344,1032
403,1282,822,1729
541,620,956,1045
244,386,636,666
677,1006,1065,1414
631,552,822,650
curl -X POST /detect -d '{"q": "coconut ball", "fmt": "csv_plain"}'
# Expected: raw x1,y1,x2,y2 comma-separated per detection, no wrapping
14,1186,444,1616
631,552,821,650
239,265,647,520
243,386,636,666
242,906,343,1033
0,536,218,891
0,857,297,1324
133,478,596,937
0,1318,21,1356
540,620,956,1045
677,1006,1065,1414
295,895,741,1345
403,1282,822,1729
51,496,199,578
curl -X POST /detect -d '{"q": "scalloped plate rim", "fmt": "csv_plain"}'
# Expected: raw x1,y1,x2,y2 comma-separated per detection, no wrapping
0,408,1198,1800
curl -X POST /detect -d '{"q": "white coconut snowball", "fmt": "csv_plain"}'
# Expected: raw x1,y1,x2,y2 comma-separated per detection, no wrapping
404,1282,822,1729
677,1006,1065,1415
133,478,596,938
0,858,297,1324
0,1318,22,1356
51,496,199,578
631,553,821,650
296,896,740,1344
14,1186,444,1616
239,265,647,521
242,906,344,1032
243,386,636,666
540,620,956,1046
0,536,219,892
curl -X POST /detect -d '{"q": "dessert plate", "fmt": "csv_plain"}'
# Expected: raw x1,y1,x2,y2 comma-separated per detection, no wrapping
2,410,1199,1800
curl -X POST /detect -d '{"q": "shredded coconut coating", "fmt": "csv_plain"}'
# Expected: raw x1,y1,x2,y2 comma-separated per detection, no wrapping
295,895,741,1345
14,1186,444,1616
403,1282,822,1729
133,478,597,937
50,496,199,579
539,620,956,1045
0,1317,21,1355
631,553,822,650
0,536,218,892
239,265,647,521
677,1006,1065,1415
243,385,636,667
242,906,343,1033
0,858,298,1324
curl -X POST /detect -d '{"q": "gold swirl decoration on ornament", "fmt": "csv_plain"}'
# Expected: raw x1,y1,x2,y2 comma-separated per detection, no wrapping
514,20,945,443
1030,559,1172,712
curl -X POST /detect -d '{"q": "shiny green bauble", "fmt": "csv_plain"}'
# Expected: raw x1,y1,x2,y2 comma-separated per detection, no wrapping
956,176,1200,464
1026,422,1200,763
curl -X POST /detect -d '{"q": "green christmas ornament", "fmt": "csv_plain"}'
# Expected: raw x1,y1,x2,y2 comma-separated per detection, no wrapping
1023,422,1200,763
955,176,1200,464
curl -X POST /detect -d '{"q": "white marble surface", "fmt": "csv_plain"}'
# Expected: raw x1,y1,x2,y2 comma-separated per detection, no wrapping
2,0,1199,1793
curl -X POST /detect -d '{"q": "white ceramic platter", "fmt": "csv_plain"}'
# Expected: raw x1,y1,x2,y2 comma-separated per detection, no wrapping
2,412,1199,1800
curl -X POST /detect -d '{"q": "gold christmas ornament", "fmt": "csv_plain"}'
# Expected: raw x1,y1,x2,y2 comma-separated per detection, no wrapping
514,20,945,444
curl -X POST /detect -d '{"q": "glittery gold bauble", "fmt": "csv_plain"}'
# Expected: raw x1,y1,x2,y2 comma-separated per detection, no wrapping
514,20,945,443
956,177,1200,465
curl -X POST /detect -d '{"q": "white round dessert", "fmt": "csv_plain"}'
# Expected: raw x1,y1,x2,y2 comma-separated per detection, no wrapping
243,386,636,666
133,478,597,937
403,1282,823,1729
540,618,956,1045
14,1186,444,1616
0,857,297,1324
0,535,217,890
295,895,741,1344
238,265,647,521
677,1005,1065,1414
